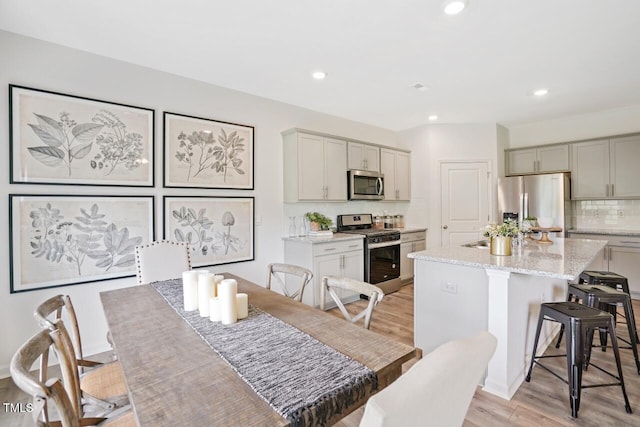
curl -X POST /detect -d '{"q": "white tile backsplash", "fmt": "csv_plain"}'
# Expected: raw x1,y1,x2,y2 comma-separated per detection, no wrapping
573,200,640,230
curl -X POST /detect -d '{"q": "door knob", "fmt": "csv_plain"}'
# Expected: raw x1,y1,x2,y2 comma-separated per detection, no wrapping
443,225,448,229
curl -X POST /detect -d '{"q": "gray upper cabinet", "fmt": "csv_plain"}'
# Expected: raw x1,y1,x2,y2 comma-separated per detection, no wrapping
381,148,411,201
506,144,569,176
283,131,347,202
347,141,380,172
571,135,640,199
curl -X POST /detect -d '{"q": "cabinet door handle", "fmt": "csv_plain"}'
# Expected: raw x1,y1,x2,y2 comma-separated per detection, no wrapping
611,184,614,196
606,184,609,197
323,247,337,252
609,247,612,261
348,244,360,249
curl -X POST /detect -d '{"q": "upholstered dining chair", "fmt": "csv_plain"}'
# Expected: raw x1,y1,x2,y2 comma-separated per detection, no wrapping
10,325,136,427
320,276,384,330
134,240,192,284
266,263,313,302
34,295,129,411
359,331,497,427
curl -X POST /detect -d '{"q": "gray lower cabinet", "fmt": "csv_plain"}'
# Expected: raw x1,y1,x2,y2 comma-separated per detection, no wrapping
284,237,364,308
568,233,640,298
400,230,427,283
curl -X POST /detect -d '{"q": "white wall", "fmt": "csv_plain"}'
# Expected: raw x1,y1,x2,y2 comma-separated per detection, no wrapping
507,105,640,148
0,31,398,376
401,124,500,248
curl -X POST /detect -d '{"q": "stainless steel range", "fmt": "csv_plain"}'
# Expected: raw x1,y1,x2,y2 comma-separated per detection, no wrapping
336,214,402,294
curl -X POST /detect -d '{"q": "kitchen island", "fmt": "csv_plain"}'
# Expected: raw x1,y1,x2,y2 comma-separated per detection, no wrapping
408,237,606,400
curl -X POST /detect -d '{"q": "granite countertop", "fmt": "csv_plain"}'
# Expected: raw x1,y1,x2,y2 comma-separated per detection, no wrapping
282,233,364,244
568,228,640,237
394,227,427,233
408,238,607,281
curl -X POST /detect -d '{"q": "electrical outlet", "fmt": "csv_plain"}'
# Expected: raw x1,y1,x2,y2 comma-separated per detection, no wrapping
619,210,624,217
441,280,457,294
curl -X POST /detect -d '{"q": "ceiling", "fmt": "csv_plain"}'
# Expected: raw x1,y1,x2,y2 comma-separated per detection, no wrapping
1,0,640,131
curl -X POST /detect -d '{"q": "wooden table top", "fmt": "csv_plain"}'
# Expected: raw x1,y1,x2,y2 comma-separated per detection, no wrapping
100,273,416,426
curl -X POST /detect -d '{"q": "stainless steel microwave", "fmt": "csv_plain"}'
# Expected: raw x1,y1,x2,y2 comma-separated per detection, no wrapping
348,170,384,200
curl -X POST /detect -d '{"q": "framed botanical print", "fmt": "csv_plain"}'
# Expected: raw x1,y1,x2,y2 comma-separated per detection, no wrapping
163,196,254,267
10,85,154,187
163,112,254,189
9,194,155,293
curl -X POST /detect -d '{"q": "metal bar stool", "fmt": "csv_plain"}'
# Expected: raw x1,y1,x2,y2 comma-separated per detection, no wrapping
555,284,640,374
579,270,639,343
526,301,631,418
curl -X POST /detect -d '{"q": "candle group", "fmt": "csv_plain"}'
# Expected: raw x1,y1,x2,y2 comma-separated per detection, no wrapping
182,271,247,324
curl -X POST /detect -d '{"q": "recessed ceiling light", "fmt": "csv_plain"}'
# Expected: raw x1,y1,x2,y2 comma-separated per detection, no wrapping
312,71,327,80
411,83,429,92
443,0,468,15
428,115,439,121
533,88,549,97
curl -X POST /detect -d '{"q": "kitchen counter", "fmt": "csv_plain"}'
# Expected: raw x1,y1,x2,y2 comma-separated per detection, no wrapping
568,228,640,237
409,238,606,281
281,233,364,244
409,238,605,401
395,227,427,233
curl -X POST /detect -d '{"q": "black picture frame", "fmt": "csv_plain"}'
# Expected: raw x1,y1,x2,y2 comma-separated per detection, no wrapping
163,196,255,267
10,84,155,187
9,194,155,293
163,111,254,189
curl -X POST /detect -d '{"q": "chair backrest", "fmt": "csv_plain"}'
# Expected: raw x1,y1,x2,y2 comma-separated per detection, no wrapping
10,324,84,427
359,331,498,427
134,241,192,284
266,263,313,302
320,276,384,329
34,295,84,364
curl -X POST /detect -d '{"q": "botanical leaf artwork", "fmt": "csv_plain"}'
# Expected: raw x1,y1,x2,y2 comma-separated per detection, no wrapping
26,110,143,177
164,113,253,189
28,202,142,276
172,207,244,256
174,128,245,182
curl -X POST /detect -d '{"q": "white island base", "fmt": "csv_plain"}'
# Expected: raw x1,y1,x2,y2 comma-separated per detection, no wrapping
410,238,607,400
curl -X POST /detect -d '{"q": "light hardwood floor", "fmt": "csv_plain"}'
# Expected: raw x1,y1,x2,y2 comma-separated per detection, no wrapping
2,285,640,426
330,284,640,427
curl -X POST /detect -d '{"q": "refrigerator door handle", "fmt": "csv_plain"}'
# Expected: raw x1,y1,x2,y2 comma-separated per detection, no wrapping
522,193,529,221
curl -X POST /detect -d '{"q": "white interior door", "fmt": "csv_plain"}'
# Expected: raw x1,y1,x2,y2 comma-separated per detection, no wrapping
441,162,490,247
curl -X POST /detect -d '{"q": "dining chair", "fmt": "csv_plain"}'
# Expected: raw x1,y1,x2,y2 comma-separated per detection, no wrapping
266,263,313,302
320,276,384,330
134,240,192,284
10,325,136,427
34,295,129,410
359,331,497,427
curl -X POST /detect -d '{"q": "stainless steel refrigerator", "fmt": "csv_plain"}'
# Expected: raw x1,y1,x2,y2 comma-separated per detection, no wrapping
497,172,572,235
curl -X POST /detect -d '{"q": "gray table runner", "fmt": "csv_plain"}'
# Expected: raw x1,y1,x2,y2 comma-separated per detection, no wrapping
151,279,378,427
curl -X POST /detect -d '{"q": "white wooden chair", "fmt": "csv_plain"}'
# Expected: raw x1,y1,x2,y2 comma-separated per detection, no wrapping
10,325,136,427
266,263,313,302
320,276,384,329
34,295,129,412
134,241,192,284
359,331,497,427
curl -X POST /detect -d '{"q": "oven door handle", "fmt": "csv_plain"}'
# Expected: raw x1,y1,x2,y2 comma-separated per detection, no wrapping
368,240,400,249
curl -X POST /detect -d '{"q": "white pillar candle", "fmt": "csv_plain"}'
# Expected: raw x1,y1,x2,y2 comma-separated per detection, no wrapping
213,274,224,297
218,278,238,325
236,293,248,319
198,273,215,317
209,297,221,322
182,270,199,311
